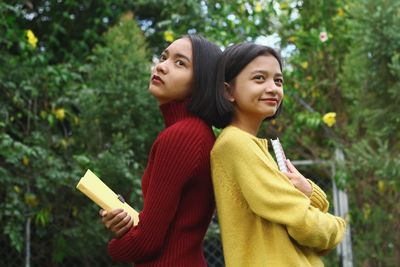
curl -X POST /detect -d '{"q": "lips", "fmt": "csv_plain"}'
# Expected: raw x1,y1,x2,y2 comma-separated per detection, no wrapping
260,98,278,104
152,74,164,84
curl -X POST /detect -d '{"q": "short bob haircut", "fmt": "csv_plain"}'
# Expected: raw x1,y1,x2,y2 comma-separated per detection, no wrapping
214,43,283,129
183,34,222,127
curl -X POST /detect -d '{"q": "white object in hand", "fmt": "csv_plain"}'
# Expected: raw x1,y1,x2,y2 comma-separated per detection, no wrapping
270,138,288,172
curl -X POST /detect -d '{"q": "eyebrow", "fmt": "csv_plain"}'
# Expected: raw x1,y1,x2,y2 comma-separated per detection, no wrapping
163,49,191,63
251,69,283,78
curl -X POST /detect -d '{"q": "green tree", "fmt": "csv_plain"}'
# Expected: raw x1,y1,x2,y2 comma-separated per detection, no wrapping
340,0,400,265
0,5,155,265
74,12,161,210
1,3,86,259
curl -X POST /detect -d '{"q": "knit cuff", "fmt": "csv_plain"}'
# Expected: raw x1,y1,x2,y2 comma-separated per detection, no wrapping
307,179,329,213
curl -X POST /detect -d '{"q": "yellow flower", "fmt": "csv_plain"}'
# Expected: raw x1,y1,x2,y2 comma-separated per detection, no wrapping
163,30,174,42
377,180,385,193
25,193,38,207
312,89,318,98
337,7,345,17
322,112,336,127
22,155,30,166
54,108,65,121
288,36,297,43
306,76,313,81
301,61,308,69
280,2,289,10
26,29,38,48
254,2,262,13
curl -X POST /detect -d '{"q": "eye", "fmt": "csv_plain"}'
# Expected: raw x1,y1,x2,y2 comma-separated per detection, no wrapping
253,75,265,81
175,59,186,67
274,78,284,86
159,53,167,62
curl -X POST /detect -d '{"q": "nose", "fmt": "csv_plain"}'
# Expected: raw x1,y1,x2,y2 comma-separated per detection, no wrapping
265,79,278,94
155,60,168,74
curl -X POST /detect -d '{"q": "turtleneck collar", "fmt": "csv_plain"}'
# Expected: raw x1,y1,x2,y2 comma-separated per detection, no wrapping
159,99,194,128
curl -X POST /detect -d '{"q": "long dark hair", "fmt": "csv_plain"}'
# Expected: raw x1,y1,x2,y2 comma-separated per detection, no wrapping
214,43,283,128
184,34,222,127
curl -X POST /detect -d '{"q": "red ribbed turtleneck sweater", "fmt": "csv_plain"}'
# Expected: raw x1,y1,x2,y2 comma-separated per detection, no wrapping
108,100,216,266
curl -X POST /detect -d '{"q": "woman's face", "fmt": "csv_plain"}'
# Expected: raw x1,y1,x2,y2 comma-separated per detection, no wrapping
149,38,193,104
228,55,283,123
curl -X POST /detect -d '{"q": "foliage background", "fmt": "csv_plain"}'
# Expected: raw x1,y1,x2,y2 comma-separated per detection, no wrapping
1,0,399,266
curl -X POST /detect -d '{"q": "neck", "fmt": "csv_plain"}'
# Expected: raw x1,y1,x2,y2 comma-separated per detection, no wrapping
159,99,193,128
231,113,262,136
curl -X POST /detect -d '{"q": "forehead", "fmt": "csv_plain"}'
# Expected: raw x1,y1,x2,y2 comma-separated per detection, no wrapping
242,55,281,74
165,38,193,59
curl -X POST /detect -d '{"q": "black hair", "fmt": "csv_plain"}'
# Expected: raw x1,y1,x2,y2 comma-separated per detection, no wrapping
184,34,222,127
214,42,283,128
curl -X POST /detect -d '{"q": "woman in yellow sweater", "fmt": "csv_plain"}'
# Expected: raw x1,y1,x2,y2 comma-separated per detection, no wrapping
211,43,346,267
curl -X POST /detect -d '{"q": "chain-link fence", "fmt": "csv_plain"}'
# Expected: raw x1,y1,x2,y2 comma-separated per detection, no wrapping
204,216,225,267
1,160,349,267
0,218,224,267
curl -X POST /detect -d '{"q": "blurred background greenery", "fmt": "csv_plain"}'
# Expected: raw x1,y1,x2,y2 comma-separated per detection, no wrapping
0,0,399,266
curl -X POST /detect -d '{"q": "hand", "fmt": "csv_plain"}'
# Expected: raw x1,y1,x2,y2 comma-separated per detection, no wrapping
283,159,312,197
99,208,133,238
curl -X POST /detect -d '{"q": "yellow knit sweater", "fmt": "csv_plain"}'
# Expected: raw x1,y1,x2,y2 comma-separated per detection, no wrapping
211,126,346,267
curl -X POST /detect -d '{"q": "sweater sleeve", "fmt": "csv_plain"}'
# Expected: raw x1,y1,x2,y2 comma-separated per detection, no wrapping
308,179,329,213
107,125,202,262
212,133,345,251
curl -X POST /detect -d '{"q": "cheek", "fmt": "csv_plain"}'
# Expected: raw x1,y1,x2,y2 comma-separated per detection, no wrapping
182,72,194,92
173,72,193,97
184,76,193,90
277,86,284,99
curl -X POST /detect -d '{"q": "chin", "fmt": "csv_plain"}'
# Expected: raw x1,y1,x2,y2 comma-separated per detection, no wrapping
148,86,160,96
260,109,276,116
149,88,167,104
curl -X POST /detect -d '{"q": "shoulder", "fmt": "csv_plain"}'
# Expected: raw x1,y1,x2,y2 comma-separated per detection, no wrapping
211,126,270,169
212,126,257,155
159,117,214,147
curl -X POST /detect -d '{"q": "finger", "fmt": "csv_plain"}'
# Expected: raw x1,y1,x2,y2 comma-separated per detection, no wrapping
115,217,133,238
291,180,300,188
109,211,128,228
285,159,294,171
99,209,107,217
114,215,131,231
283,172,295,180
286,160,298,174
109,208,124,216
104,209,124,221
104,211,125,228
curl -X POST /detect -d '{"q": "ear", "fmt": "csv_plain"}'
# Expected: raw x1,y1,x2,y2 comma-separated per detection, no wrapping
224,82,235,102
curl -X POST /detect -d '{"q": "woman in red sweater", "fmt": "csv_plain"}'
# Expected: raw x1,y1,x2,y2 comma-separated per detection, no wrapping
99,35,222,266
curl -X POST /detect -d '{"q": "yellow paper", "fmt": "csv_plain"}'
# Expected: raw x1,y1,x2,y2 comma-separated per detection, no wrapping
76,169,139,225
